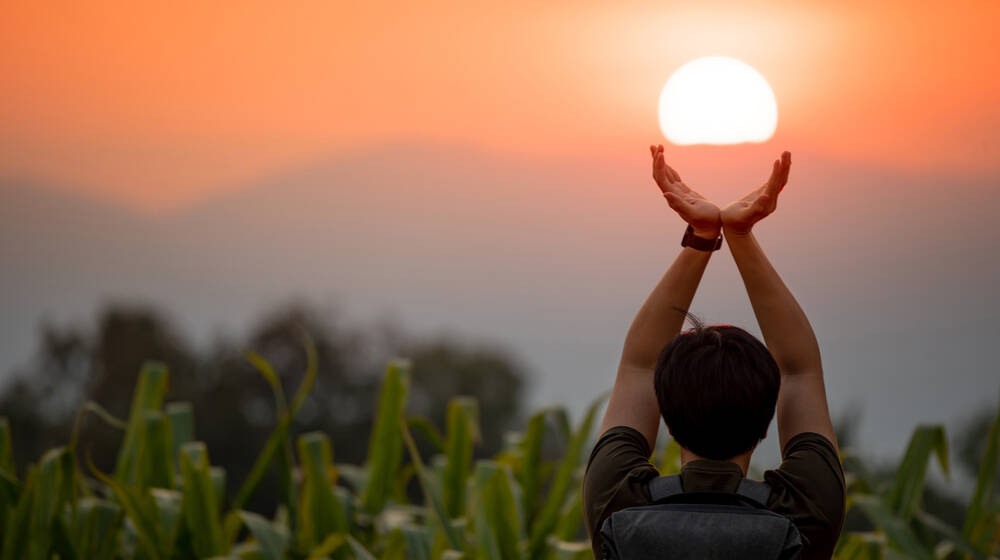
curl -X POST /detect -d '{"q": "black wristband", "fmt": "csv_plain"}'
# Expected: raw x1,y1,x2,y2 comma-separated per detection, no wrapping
681,224,723,251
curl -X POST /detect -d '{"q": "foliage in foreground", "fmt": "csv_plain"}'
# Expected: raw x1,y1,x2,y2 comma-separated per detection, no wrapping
0,336,997,559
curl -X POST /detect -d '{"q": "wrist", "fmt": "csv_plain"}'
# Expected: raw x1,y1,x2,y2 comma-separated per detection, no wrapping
722,224,752,239
691,226,721,240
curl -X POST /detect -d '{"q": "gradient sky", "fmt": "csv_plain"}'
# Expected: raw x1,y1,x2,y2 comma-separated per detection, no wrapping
3,1,998,211
3,2,1000,468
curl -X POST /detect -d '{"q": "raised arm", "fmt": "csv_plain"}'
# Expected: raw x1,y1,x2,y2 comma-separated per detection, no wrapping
598,145,722,451
721,152,838,453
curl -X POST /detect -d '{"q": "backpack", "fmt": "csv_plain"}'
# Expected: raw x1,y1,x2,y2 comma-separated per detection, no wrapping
598,474,803,559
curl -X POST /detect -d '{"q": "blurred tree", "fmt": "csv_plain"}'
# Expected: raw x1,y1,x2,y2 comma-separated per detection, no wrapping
404,340,525,456
0,301,527,515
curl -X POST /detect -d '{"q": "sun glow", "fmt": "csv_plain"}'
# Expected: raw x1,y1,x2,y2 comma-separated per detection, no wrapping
658,56,778,145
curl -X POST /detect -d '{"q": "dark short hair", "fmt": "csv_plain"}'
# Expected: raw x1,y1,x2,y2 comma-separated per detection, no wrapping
653,316,780,460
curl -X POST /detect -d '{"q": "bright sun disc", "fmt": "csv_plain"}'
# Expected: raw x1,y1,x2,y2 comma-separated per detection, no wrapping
658,56,777,145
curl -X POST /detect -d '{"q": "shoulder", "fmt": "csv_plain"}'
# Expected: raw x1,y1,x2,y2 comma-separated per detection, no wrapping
764,432,846,558
582,426,659,541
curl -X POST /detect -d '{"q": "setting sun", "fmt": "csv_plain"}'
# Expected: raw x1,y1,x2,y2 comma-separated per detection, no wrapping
658,56,778,146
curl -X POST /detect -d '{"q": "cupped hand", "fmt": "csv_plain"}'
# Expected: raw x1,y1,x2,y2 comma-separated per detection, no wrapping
720,151,791,237
650,144,721,238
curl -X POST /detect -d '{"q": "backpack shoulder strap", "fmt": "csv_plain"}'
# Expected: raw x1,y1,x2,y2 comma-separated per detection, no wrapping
735,478,772,507
647,474,684,503
648,474,772,507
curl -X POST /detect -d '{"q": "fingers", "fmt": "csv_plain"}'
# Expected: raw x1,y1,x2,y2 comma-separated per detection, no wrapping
664,192,685,213
665,191,696,208
665,162,681,183
779,151,791,190
764,151,792,197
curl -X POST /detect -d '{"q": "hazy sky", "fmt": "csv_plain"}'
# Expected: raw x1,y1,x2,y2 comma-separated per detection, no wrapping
2,2,999,469
2,1,997,211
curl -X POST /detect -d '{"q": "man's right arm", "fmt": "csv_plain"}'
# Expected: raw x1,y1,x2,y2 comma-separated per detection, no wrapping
721,152,838,453
726,232,837,452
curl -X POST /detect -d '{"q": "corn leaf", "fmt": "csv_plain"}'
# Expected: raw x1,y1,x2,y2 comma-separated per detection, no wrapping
239,510,290,560
472,461,521,560
378,528,407,560
854,495,933,560
166,402,195,464
407,416,446,453
834,533,884,560
884,425,948,522
362,360,410,515
517,408,553,524
232,335,317,513
400,524,432,560
657,437,682,475
305,532,346,560
399,415,464,551
549,540,591,560
71,497,122,560
963,393,1000,552
443,397,479,518
139,411,174,490
553,491,583,541
179,441,227,558
114,361,169,485
296,432,349,555
527,395,604,560
88,455,166,560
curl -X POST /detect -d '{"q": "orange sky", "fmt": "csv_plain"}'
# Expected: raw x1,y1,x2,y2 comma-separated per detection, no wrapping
2,0,998,212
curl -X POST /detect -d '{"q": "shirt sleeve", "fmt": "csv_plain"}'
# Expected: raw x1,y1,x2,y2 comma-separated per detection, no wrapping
582,426,660,555
763,432,847,559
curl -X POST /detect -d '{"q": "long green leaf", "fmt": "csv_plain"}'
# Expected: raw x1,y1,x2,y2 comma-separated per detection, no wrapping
16,447,74,560
232,333,318,512
114,361,169,485
884,425,948,522
88,455,165,560
296,432,348,555
443,397,479,518
399,415,464,551
239,510,290,560
165,402,195,465
362,360,411,514
407,416,446,453
473,461,521,560
141,411,174,489
657,437,682,475
179,442,226,558
854,495,933,560
71,497,122,560
517,407,553,524
834,533,884,560
963,393,1000,552
527,395,605,560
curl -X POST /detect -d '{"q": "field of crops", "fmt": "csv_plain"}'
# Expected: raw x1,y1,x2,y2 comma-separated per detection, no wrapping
0,337,997,560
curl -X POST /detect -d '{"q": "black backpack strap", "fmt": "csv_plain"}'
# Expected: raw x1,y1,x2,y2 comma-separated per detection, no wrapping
647,474,684,503
735,478,772,507
648,474,772,507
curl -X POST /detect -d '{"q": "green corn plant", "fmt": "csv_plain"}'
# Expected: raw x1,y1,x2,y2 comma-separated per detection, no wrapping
361,359,410,516
296,431,349,557
442,397,481,519
526,395,604,560
114,362,169,486
179,442,227,558
471,461,521,560
3,337,999,560
963,393,1000,557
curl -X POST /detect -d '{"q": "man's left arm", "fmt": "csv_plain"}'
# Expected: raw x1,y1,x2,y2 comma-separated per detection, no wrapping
598,145,722,451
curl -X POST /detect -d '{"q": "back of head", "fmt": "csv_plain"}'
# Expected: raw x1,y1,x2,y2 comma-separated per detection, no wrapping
653,318,780,460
